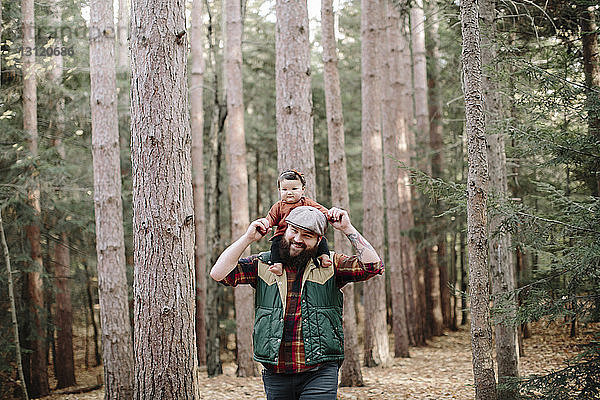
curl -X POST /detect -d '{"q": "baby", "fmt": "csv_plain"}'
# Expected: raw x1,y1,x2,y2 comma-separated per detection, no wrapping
265,169,331,276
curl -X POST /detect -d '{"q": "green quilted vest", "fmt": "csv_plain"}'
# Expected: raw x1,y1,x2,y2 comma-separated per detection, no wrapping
253,251,345,366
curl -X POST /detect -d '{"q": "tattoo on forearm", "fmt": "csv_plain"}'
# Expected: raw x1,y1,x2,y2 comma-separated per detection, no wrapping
346,233,375,258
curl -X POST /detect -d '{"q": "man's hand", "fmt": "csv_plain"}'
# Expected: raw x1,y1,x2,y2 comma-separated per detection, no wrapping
327,207,353,234
245,218,271,242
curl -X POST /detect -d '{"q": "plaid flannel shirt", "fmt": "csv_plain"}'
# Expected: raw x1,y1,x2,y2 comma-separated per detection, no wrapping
220,252,383,373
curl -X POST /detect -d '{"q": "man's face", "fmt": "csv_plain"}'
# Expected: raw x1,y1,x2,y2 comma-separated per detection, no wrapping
282,224,320,258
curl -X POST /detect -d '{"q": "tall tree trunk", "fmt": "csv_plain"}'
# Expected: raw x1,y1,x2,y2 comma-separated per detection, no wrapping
117,0,129,72
321,0,363,386
224,0,255,377
1,208,29,400
89,0,135,397
383,1,410,359
579,5,600,195
479,0,519,397
426,0,451,330
50,0,76,387
22,0,49,394
410,0,443,339
275,0,315,196
53,234,76,388
205,0,225,376
191,0,207,368
361,0,390,367
130,0,199,396
460,0,497,398
84,263,102,366
395,12,420,348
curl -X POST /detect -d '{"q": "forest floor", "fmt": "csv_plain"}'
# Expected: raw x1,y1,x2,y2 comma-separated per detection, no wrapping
41,320,597,400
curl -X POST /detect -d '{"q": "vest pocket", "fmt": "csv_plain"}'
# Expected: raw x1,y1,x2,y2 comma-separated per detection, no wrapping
310,307,344,358
253,306,282,362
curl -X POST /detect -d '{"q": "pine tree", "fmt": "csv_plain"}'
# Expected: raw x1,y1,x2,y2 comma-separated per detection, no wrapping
89,0,134,396
460,0,497,397
130,0,199,395
321,0,364,386
275,0,315,192
224,0,255,377
190,0,207,368
361,0,390,367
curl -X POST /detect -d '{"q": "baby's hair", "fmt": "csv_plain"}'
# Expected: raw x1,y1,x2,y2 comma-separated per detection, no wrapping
277,169,306,188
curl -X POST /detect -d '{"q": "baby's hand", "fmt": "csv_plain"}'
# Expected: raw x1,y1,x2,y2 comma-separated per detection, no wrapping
268,263,283,276
318,254,332,268
255,218,271,234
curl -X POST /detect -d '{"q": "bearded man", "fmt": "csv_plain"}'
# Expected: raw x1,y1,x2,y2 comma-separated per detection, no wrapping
210,206,383,400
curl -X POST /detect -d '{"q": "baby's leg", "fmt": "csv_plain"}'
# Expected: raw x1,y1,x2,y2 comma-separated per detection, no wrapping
316,236,332,267
269,236,284,276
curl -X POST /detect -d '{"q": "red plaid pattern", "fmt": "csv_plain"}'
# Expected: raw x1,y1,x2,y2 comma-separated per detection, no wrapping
221,252,383,373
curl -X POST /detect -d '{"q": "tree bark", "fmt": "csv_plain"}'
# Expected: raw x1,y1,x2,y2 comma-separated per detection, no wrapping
479,0,519,396
361,0,390,368
460,0,497,398
275,0,316,196
117,0,129,72
89,0,135,397
130,0,199,396
383,1,410,358
1,208,29,400
321,0,364,386
191,0,207,368
22,0,49,394
224,0,255,377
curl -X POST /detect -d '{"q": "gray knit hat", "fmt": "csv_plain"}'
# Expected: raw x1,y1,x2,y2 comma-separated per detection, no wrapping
285,206,327,236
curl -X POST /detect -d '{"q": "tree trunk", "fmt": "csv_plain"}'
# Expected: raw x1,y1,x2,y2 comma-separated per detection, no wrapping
224,0,255,377
321,0,363,386
53,233,76,388
84,263,102,366
361,0,390,368
395,12,420,348
579,5,600,195
275,0,316,196
191,0,207,368
410,0,443,339
426,0,451,330
479,0,519,396
117,0,129,72
382,1,410,359
460,0,497,398
22,0,49,394
50,0,76,387
205,1,225,376
130,0,199,396
1,208,29,400
89,0,135,397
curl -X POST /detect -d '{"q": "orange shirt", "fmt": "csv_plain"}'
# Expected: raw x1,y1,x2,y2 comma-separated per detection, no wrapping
266,197,329,237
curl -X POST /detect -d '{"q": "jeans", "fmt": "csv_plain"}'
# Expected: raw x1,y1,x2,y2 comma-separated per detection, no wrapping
262,362,339,400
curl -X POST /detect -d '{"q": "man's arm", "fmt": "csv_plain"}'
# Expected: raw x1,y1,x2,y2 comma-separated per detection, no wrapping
327,207,381,264
210,218,270,281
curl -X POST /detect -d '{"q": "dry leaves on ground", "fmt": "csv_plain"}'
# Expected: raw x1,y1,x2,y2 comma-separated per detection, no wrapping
41,321,598,400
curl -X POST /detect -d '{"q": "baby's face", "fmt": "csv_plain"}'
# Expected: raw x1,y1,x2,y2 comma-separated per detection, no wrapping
279,179,305,204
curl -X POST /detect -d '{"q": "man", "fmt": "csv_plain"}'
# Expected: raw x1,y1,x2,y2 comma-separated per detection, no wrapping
210,206,383,399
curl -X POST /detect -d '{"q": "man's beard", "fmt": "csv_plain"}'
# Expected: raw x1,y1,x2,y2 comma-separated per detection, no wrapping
279,237,318,271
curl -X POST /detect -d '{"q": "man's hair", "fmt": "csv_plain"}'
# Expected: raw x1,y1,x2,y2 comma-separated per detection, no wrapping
277,169,306,188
